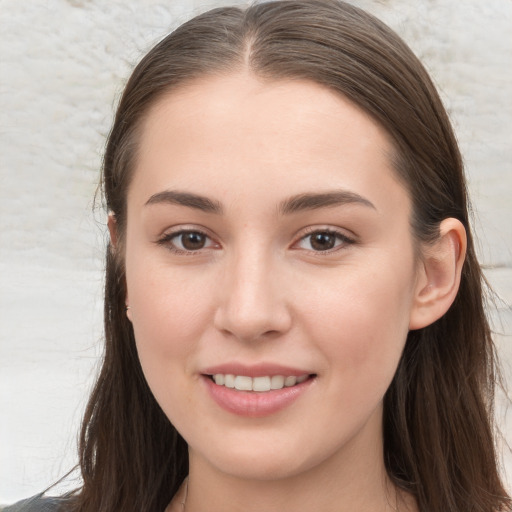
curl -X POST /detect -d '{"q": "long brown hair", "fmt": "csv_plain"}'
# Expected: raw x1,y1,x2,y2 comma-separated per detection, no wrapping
69,1,510,511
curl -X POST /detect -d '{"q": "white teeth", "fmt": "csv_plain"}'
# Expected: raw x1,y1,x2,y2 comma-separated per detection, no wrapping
284,376,297,387
211,373,309,392
224,374,235,388
270,375,285,389
252,376,271,392
234,375,253,391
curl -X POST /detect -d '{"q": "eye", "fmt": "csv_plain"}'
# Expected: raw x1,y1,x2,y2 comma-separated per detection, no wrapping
158,229,217,253
295,229,354,252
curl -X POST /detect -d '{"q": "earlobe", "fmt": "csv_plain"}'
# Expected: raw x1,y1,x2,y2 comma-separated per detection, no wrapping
107,212,118,249
107,213,131,320
409,218,467,330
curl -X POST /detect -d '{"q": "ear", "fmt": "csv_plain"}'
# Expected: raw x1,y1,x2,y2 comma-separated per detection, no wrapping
107,213,132,321
107,212,118,249
409,218,467,330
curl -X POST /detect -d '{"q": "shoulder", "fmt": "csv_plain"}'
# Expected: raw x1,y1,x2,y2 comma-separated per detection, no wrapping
2,494,69,512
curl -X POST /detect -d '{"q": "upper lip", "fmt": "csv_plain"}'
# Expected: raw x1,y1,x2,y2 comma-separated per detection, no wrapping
201,363,313,378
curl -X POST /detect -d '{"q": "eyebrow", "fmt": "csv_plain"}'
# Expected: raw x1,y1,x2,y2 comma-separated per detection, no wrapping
144,189,375,215
145,190,223,214
278,190,376,215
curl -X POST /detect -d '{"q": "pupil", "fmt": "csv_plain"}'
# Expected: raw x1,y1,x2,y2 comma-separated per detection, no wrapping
311,232,335,251
182,232,205,250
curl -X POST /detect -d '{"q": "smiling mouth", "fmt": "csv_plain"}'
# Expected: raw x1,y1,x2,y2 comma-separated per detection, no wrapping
207,374,314,392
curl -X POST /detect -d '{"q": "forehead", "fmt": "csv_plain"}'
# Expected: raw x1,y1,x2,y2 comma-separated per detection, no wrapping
131,72,408,215
139,72,393,157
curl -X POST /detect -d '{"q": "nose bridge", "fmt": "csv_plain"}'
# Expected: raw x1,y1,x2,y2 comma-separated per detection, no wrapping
214,240,291,341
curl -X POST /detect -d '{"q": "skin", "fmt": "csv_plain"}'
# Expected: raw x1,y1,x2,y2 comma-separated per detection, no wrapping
112,73,466,512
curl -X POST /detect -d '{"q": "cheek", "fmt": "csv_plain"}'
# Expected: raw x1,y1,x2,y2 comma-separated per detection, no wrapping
298,265,414,390
125,264,215,422
125,253,215,367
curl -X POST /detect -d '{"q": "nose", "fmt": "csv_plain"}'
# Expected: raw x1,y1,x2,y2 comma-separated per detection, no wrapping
213,250,292,343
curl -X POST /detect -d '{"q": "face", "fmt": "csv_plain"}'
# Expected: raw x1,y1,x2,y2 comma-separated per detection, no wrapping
122,73,421,481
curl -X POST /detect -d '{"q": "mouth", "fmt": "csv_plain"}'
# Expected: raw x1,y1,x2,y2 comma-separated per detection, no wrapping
201,363,316,416
206,373,314,392
203,372,316,416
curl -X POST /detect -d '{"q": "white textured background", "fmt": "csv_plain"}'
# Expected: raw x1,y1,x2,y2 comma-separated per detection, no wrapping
1,0,511,505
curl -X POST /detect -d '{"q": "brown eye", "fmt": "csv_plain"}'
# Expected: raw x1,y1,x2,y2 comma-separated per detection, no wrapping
173,231,208,251
180,232,206,250
295,229,353,252
310,232,337,251
159,230,216,253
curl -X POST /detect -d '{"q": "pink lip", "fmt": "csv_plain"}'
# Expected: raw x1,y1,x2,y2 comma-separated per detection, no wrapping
202,374,315,418
201,362,311,378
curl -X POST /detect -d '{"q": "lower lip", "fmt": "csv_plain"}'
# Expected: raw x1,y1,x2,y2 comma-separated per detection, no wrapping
203,375,314,417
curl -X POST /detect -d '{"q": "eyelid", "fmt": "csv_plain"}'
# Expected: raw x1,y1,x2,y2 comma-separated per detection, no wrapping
156,225,220,254
291,226,356,253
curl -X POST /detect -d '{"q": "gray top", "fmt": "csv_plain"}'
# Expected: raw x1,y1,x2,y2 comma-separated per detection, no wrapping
2,494,66,512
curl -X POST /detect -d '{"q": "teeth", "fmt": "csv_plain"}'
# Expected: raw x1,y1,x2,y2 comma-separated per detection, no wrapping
211,373,309,392
224,374,235,388
234,375,253,391
284,376,297,387
253,376,271,392
270,375,284,389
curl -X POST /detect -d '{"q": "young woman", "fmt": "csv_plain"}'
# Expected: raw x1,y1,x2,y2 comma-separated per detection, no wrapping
6,1,510,511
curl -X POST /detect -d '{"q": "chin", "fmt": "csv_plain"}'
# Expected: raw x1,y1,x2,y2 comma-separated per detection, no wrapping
190,431,344,483
211,452,311,482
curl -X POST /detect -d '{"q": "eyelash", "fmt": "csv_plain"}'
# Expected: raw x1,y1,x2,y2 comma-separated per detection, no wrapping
156,228,216,255
156,227,355,255
296,227,355,254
